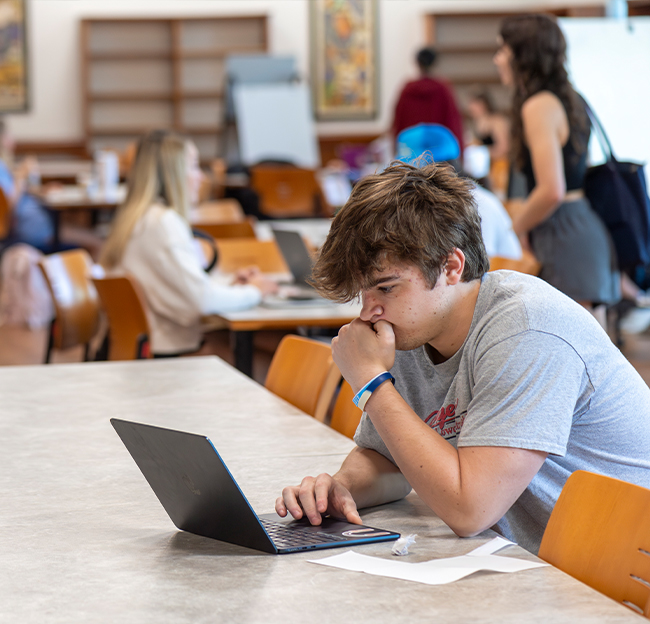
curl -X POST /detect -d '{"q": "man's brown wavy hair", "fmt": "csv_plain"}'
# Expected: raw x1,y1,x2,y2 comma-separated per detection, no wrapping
312,161,489,302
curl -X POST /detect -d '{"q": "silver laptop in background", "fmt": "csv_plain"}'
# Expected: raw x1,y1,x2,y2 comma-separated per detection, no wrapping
272,229,323,300
111,418,400,554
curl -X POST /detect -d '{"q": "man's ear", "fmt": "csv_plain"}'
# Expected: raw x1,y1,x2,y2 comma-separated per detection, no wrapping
444,248,465,285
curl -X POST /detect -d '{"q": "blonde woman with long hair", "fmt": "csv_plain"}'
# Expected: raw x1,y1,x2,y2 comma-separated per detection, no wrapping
101,130,276,356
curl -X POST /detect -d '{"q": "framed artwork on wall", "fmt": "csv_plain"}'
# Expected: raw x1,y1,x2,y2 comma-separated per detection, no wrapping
0,0,28,113
310,0,378,121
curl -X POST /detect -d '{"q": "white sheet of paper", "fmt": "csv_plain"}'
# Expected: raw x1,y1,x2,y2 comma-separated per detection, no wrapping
308,537,548,586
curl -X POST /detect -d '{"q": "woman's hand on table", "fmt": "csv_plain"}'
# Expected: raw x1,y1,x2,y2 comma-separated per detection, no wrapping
233,266,279,296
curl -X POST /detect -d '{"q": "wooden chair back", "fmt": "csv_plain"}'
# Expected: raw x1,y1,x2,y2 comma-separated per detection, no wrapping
329,380,363,439
38,249,100,362
539,470,650,618
250,164,323,218
190,199,245,225
198,173,213,203
193,218,257,240
92,274,151,360
0,186,11,240
489,249,541,276
265,335,342,423
216,238,289,274
210,158,227,198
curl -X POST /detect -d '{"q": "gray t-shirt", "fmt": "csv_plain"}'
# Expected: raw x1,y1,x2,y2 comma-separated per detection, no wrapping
355,271,650,553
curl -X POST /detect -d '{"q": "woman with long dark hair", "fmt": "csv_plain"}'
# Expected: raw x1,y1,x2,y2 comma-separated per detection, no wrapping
495,14,619,311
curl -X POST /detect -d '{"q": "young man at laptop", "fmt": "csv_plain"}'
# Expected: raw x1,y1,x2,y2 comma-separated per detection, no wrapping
275,162,650,554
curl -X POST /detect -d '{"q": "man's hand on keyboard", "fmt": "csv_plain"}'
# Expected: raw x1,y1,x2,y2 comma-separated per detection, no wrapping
275,473,362,526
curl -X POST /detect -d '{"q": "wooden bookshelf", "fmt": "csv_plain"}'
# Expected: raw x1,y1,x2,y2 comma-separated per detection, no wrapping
80,16,268,161
424,6,605,117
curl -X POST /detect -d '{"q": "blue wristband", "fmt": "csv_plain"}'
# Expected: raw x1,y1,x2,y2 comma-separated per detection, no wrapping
352,371,395,411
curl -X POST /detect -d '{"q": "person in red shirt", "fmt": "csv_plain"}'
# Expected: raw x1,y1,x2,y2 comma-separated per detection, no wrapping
391,47,464,155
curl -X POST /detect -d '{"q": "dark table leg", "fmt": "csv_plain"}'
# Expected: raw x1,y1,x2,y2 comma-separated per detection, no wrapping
48,209,61,248
232,330,255,378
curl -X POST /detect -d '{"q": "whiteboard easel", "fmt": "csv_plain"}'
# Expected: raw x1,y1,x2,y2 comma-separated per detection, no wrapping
233,82,320,169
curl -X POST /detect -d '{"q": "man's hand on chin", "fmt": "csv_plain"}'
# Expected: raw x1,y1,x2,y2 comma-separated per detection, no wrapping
332,318,396,392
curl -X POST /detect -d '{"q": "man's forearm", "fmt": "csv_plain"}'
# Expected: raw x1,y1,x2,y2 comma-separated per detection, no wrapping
363,382,547,536
334,445,411,510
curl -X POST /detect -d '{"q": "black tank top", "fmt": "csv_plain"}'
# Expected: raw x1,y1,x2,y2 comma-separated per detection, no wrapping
521,98,590,194
478,133,494,147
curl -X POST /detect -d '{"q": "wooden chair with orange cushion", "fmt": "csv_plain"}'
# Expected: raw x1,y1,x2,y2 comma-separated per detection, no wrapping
193,218,257,241
92,274,151,360
488,156,510,201
250,164,329,218
539,470,650,618
215,238,289,274
190,199,246,225
0,186,11,241
489,248,541,276
264,335,342,423
329,379,363,439
38,248,101,363
210,158,227,198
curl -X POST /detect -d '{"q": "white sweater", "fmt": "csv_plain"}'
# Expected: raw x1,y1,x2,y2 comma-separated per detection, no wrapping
119,204,261,354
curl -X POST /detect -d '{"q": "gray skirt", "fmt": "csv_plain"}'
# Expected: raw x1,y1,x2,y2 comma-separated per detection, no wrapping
530,197,620,305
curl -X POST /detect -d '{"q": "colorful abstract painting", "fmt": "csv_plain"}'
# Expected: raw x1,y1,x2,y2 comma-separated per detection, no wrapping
0,0,28,112
311,0,378,120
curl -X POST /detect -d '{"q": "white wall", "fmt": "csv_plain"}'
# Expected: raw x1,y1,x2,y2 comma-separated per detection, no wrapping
8,0,604,142
560,17,650,185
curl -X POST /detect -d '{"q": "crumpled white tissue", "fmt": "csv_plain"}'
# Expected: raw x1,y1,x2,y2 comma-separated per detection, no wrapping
392,533,417,555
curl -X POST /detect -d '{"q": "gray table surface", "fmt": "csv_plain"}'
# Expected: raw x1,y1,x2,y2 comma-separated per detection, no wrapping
0,357,640,623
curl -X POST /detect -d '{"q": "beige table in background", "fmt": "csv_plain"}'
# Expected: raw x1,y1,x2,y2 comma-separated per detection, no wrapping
38,184,127,245
37,159,94,185
205,300,362,377
0,357,640,623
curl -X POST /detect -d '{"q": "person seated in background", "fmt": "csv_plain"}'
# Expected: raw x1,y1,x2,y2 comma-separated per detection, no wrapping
471,182,522,260
275,161,650,555
466,90,510,163
391,47,464,156
466,90,511,201
0,120,54,251
100,130,277,357
398,123,521,261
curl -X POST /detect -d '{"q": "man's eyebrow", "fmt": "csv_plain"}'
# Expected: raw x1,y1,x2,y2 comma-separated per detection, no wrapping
367,274,401,288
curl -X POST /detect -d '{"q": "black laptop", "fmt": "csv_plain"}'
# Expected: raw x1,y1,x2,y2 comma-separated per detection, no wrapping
272,229,324,301
111,418,400,554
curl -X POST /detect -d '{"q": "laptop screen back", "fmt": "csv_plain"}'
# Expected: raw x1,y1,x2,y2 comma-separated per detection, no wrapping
272,229,314,286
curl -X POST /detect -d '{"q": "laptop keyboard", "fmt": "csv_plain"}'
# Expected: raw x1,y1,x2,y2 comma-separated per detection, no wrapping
260,519,347,548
